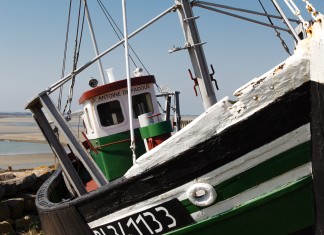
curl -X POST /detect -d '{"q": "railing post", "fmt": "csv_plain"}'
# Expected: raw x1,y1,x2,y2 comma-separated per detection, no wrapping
26,92,108,195
27,98,87,196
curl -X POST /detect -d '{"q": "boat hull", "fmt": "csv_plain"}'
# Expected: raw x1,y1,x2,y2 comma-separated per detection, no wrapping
35,78,323,234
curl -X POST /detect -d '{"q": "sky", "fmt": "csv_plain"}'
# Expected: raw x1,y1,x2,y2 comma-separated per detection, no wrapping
1,0,323,115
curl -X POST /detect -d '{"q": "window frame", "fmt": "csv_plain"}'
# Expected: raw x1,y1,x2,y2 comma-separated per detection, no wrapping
132,92,154,119
96,99,126,128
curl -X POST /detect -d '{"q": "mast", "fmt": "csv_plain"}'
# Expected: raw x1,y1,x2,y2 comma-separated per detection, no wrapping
83,0,107,84
176,0,217,110
122,0,137,164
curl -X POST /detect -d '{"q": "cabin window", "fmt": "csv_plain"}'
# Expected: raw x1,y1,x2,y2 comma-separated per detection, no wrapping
97,100,124,127
132,92,153,118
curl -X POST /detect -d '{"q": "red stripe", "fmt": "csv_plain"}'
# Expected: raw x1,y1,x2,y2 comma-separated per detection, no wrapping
79,75,156,104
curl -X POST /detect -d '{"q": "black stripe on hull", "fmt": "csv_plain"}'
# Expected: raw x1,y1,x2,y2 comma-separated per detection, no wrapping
310,81,324,235
37,82,312,226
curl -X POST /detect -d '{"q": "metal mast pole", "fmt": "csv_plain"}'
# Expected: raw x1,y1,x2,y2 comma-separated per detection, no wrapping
176,0,217,110
122,0,137,164
83,0,107,84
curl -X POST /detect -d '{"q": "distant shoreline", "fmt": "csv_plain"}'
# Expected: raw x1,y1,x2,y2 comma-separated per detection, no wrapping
0,111,32,116
0,138,48,144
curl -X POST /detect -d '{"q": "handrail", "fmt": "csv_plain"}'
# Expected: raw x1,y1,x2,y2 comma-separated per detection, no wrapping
146,113,161,119
97,138,131,150
81,131,98,154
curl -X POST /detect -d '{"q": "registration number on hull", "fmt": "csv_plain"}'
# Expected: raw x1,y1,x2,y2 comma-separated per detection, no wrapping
92,199,194,235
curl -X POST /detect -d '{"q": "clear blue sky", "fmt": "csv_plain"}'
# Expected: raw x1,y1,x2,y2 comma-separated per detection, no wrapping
1,0,323,114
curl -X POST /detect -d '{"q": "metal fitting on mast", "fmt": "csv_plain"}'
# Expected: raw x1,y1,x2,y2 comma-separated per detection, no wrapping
175,0,217,111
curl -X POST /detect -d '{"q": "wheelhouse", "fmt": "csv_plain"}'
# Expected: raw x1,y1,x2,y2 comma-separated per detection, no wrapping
79,75,164,181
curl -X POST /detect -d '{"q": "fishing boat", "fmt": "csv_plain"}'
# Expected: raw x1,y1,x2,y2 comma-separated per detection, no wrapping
26,0,324,234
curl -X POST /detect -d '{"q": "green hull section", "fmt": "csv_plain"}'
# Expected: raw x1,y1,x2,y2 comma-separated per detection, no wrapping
171,142,315,234
170,177,314,235
183,142,311,214
139,120,173,139
90,129,146,181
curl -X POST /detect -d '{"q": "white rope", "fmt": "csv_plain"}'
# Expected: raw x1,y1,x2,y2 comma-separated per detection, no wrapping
122,0,137,164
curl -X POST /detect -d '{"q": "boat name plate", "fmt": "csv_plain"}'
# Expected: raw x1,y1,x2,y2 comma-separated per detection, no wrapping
92,199,194,235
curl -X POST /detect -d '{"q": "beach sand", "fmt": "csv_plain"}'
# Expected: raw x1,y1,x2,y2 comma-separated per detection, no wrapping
0,153,56,170
0,116,84,170
0,116,46,143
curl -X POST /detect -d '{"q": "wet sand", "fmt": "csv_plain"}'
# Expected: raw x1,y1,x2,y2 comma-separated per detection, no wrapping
0,116,84,143
0,116,46,143
0,153,56,171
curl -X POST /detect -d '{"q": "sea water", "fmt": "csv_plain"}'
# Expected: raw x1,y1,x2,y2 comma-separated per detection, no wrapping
0,140,51,155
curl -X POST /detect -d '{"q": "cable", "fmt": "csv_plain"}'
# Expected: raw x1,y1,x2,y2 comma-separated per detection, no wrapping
63,0,86,116
258,0,291,55
96,0,150,75
58,0,73,111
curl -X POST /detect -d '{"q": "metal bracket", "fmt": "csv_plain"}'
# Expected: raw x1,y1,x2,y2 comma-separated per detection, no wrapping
183,16,200,22
168,42,206,53
188,69,199,96
209,64,219,90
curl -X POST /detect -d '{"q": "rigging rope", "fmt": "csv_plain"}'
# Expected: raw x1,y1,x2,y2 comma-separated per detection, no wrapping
58,0,73,111
58,0,171,116
193,1,300,23
72,0,85,70
96,0,150,75
258,0,291,55
63,0,86,118
194,2,291,33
